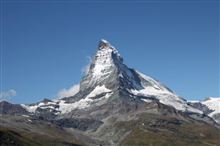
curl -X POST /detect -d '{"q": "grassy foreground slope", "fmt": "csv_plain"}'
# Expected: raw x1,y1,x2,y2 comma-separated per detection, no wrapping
118,113,220,146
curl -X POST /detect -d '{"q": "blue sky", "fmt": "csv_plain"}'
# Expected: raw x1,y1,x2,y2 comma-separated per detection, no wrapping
0,0,219,103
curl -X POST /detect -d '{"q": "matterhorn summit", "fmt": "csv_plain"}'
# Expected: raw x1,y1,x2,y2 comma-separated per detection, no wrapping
79,39,124,93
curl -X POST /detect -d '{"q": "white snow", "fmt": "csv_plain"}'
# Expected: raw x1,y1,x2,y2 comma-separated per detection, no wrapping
131,87,172,97
133,89,201,113
202,97,220,116
141,98,152,103
21,104,38,113
58,92,112,114
135,70,173,93
130,70,202,114
28,119,32,122
58,99,89,113
58,85,112,114
86,85,111,98
90,40,120,80
39,106,55,110
21,86,112,114
58,99,89,114
21,100,57,113
188,100,200,103
119,73,123,78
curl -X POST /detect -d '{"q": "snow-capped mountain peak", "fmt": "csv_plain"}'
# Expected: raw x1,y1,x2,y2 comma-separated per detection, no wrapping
21,39,203,115
91,39,122,76
79,39,124,93
98,39,111,49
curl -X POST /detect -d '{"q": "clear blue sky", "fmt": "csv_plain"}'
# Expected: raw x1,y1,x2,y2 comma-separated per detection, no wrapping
0,0,219,104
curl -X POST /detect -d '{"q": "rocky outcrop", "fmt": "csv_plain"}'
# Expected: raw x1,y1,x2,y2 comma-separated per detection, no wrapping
0,101,28,115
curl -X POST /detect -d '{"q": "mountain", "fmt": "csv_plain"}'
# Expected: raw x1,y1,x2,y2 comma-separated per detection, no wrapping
0,39,220,146
21,39,202,116
188,97,220,124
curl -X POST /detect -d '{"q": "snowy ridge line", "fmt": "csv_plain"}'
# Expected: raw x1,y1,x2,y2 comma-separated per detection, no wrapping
202,97,220,116
21,85,112,114
128,70,203,114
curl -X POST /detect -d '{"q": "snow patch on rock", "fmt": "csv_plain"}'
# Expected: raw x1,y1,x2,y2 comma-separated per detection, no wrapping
86,85,111,98
202,97,220,116
58,85,112,114
21,104,38,113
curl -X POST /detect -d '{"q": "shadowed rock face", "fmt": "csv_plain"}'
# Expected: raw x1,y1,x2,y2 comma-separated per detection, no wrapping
52,118,103,131
188,102,213,115
212,113,220,124
0,101,28,115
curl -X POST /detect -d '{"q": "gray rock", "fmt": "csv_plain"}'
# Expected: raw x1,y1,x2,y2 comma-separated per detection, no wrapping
0,101,28,115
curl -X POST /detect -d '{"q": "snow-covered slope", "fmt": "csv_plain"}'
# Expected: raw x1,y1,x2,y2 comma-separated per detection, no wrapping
202,97,220,116
21,99,59,113
58,85,112,114
130,70,202,113
21,85,113,114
